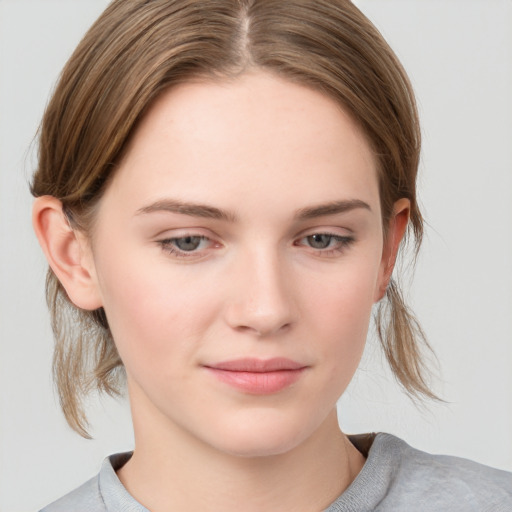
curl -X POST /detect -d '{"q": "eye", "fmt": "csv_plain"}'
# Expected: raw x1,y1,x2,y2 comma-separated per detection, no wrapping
159,235,214,258
295,232,355,256
172,236,205,251
306,234,337,249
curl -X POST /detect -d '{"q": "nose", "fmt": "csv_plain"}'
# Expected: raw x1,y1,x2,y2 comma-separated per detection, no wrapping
224,247,296,337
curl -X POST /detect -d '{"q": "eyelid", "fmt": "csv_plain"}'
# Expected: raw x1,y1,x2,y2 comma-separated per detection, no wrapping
296,223,355,236
152,225,217,238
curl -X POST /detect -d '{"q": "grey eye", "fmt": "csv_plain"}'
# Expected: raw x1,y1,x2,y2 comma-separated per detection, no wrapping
306,234,333,249
174,236,203,251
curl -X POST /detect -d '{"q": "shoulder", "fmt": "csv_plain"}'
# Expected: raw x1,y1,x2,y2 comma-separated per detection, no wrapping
39,475,105,512
376,433,512,511
39,452,137,512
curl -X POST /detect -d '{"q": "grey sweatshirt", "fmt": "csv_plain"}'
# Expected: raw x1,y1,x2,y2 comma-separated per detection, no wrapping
40,433,512,511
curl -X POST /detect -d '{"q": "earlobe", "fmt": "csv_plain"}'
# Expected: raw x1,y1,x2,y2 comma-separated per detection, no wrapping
374,198,410,302
32,196,103,310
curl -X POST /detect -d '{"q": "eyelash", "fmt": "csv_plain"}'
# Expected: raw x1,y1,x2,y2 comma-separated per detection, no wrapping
159,235,213,258
158,233,355,259
295,233,355,256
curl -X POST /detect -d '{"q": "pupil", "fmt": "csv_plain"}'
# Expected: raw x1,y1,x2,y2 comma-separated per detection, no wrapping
176,236,201,251
309,234,331,249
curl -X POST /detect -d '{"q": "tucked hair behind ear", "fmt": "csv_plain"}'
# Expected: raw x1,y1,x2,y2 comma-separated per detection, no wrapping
32,0,437,437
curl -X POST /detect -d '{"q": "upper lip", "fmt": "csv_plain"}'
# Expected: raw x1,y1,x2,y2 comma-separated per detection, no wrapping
205,358,306,372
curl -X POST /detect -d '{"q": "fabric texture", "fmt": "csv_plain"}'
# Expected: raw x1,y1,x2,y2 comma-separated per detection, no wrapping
40,433,512,511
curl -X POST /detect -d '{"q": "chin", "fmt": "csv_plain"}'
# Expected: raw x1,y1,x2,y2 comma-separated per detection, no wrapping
202,411,320,459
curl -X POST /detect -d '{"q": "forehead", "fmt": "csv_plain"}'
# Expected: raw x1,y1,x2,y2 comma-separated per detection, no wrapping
107,71,380,218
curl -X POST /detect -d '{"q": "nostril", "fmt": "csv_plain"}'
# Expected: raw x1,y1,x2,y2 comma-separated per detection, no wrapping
232,320,292,337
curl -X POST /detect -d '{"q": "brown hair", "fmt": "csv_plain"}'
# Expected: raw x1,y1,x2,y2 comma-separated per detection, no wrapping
32,0,436,437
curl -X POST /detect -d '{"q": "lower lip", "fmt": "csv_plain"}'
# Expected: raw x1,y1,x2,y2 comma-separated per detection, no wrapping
205,368,306,394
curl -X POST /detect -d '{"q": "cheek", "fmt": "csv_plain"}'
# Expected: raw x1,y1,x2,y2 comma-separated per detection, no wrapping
298,258,380,380
301,258,379,333
94,252,221,370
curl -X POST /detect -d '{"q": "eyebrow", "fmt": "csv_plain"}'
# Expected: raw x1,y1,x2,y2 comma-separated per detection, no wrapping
295,199,371,220
136,198,371,222
136,199,237,222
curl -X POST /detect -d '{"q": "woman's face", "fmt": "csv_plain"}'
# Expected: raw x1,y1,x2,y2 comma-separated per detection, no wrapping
86,72,396,456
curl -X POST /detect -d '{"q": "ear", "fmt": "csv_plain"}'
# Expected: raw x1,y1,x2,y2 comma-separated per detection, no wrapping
374,198,410,302
32,196,103,310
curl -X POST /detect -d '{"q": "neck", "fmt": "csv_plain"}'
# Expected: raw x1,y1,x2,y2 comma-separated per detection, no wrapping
118,392,365,512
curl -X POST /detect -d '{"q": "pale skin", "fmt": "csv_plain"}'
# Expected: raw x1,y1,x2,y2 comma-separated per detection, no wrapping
33,71,409,511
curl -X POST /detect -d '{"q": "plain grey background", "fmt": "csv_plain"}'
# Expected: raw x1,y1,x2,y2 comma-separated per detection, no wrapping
0,1,511,510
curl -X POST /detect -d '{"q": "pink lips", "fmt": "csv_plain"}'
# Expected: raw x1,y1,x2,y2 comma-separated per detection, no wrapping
204,358,307,394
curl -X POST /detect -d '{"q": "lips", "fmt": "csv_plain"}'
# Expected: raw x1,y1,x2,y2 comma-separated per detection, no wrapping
204,358,307,394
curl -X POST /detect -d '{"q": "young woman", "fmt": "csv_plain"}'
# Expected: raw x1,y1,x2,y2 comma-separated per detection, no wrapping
31,1,512,510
